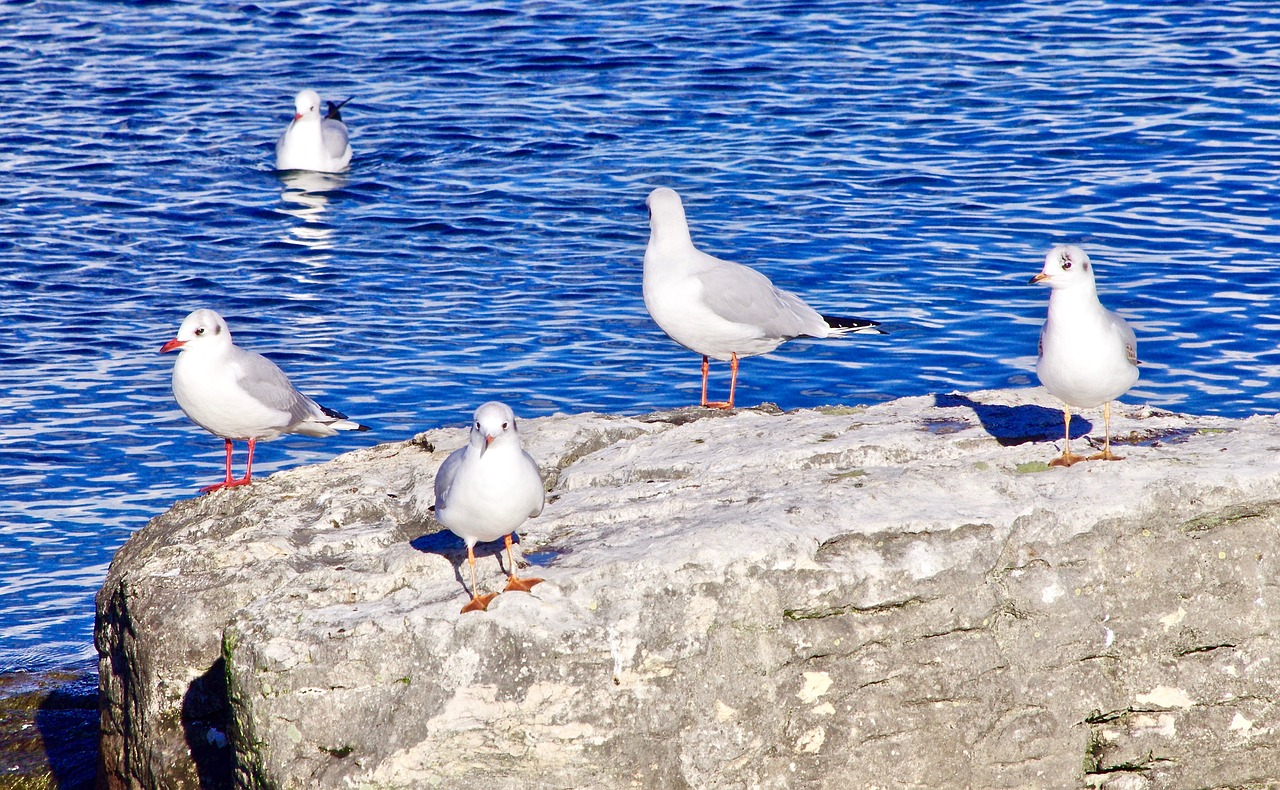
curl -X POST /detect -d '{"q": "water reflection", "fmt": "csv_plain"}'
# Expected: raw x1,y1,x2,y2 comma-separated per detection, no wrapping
278,170,346,252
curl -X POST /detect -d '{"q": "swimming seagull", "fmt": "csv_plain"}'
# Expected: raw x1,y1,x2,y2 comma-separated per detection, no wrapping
642,187,884,409
1031,244,1140,467
275,89,352,173
433,402,546,613
160,308,370,493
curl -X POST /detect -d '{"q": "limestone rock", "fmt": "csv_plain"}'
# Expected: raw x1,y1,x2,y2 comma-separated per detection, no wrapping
95,390,1280,788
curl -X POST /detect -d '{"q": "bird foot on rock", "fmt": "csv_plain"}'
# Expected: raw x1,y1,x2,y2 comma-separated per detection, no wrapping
701,401,734,410
199,477,251,494
1049,453,1089,468
460,593,498,614
1087,449,1124,462
504,575,543,593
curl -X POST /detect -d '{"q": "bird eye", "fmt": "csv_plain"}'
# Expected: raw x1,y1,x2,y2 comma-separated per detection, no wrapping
502,422,509,430
474,421,481,430
195,327,205,336
1061,258,1072,270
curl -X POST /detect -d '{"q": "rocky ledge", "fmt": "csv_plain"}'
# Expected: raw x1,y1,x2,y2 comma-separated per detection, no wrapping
95,389,1280,789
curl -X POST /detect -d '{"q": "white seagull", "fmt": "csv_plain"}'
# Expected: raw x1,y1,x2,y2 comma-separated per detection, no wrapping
434,401,545,613
160,309,369,493
275,89,352,173
643,187,884,409
1032,244,1140,467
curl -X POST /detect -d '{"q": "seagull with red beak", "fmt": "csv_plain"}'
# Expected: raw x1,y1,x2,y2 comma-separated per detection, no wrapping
160,308,369,493
433,401,546,613
275,88,352,172
1031,245,1140,466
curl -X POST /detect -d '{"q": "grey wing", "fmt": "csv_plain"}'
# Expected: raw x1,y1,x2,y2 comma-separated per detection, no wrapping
434,447,465,505
322,119,350,159
1114,313,1139,365
232,348,317,422
697,258,826,339
524,450,546,519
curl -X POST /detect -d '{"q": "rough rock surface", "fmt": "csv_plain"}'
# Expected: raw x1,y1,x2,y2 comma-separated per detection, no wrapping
96,389,1280,789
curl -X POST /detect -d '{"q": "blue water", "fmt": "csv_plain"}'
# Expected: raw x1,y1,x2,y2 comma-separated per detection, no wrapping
2,0,1280,672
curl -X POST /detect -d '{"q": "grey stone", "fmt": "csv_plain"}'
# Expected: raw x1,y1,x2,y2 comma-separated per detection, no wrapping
95,390,1280,788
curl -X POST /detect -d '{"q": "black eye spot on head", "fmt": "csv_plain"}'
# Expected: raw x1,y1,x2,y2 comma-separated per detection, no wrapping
214,323,223,335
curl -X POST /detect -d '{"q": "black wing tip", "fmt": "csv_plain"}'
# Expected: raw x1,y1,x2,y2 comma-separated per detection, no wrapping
326,97,353,120
321,404,370,428
823,315,888,334
319,404,349,420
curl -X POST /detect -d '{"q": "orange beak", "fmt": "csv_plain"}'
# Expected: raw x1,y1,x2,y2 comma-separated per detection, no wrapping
159,339,185,353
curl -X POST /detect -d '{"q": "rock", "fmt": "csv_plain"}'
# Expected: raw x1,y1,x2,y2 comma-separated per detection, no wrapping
95,389,1280,789
0,666,98,789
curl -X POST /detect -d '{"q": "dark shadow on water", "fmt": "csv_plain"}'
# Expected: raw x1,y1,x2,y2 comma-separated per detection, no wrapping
932,392,1090,446
181,657,233,790
33,669,98,790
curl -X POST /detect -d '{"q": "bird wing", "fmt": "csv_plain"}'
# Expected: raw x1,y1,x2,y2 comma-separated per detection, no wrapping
1115,313,1140,366
697,258,826,339
322,119,350,160
524,450,546,519
433,446,466,505
231,348,316,423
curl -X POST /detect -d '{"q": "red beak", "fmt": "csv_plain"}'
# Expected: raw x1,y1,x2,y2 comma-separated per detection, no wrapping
160,339,185,353
485,434,495,446
294,112,303,121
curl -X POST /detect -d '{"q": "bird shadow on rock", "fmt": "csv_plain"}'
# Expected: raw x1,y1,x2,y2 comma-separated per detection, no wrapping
181,658,233,790
932,392,1091,447
411,530,508,594
410,530,557,595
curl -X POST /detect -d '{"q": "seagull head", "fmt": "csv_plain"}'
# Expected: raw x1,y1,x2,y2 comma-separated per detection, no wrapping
470,401,520,455
292,89,323,122
645,187,694,252
1029,244,1095,290
160,308,231,354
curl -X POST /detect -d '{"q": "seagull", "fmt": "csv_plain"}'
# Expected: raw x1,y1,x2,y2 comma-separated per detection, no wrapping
275,89,352,173
160,309,370,493
642,187,884,409
1031,244,1140,467
433,402,545,613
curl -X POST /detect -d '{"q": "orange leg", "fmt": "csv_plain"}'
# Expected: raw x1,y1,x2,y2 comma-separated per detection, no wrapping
702,353,738,410
201,438,256,493
502,533,544,593
1088,401,1124,462
1049,406,1087,467
460,544,498,613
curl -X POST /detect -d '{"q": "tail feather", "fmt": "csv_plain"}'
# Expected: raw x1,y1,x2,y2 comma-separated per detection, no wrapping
822,315,887,336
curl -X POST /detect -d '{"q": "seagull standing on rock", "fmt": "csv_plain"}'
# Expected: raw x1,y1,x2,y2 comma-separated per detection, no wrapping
160,308,370,493
642,187,884,410
275,89,352,173
1032,244,1140,467
434,401,546,613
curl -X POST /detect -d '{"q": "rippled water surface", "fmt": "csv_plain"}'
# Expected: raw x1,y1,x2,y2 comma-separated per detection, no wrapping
3,0,1280,671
